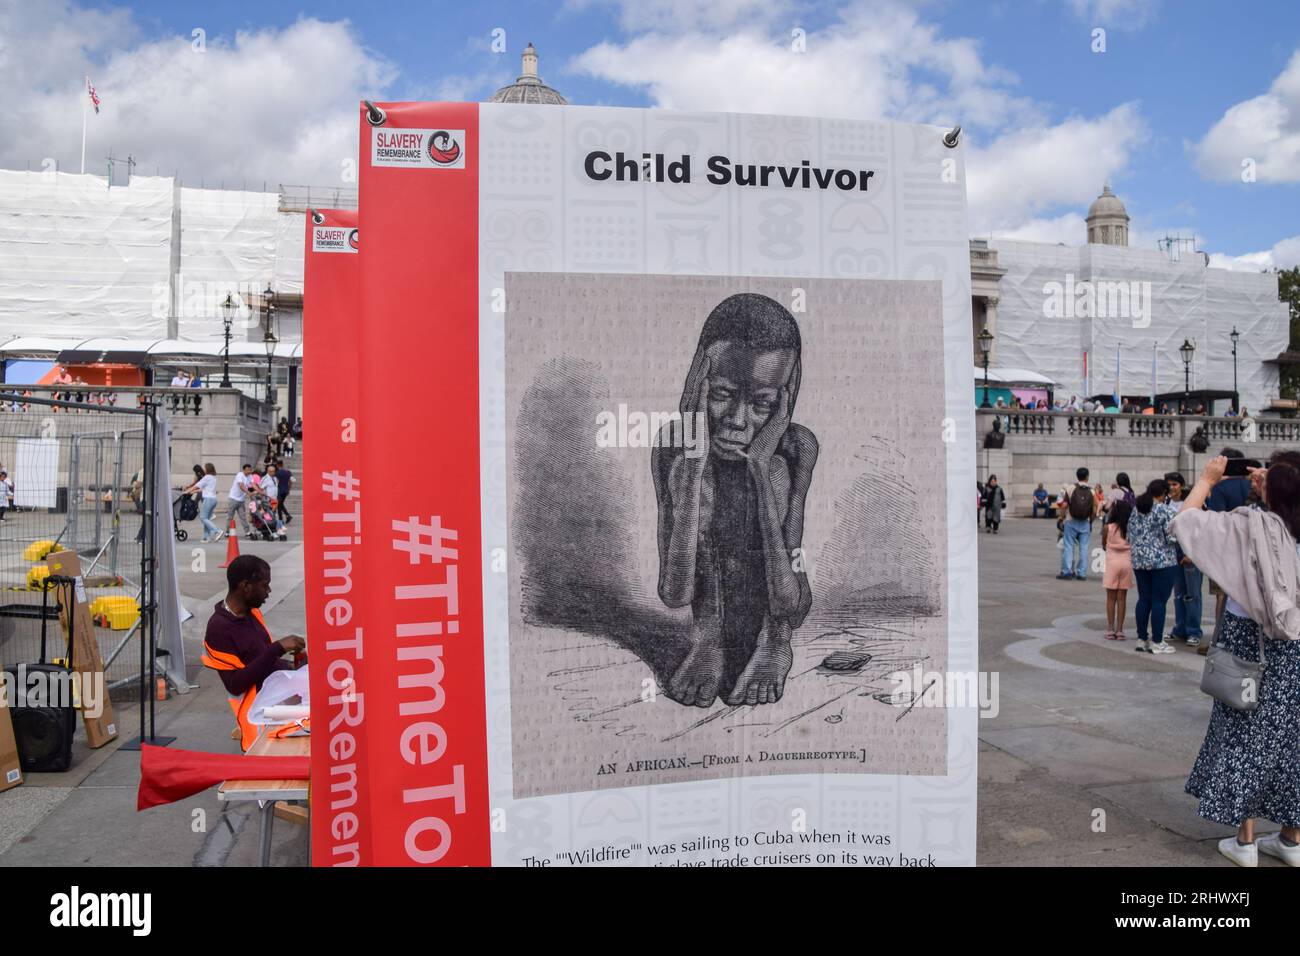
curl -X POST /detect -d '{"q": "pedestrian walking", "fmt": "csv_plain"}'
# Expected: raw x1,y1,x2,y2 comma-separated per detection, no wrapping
183,463,222,542
1102,499,1135,640
227,463,253,536
1175,453,1300,867
1128,478,1180,654
983,475,1005,533
274,458,292,525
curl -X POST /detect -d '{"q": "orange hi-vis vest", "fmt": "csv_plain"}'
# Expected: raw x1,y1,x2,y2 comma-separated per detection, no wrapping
201,607,309,752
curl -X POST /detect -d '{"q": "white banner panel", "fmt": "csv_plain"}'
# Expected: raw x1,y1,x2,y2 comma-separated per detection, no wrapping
477,105,976,866
14,438,58,510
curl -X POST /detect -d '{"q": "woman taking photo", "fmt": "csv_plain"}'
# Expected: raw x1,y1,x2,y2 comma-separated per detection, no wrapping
1102,499,1134,640
1174,453,1300,867
181,463,222,543
1127,478,1180,654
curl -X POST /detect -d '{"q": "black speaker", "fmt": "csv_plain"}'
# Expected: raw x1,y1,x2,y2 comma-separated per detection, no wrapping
3,665,76,772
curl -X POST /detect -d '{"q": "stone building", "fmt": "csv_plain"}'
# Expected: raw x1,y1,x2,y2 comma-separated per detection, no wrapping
489,43,568,105
970,185,1289,413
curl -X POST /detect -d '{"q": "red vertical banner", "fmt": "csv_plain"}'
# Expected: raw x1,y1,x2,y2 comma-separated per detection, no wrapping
302,208,371,866
357,102,490,865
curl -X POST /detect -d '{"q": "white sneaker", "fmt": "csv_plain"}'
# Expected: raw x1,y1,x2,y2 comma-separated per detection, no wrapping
1218,836,1258,867
1258,833,1300,866
1151,642,1175,654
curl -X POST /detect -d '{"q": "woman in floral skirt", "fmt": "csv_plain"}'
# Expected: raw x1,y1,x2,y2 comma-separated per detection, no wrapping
1173,453,1300,867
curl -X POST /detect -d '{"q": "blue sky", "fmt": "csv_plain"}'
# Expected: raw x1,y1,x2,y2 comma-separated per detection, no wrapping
5,0,1299,267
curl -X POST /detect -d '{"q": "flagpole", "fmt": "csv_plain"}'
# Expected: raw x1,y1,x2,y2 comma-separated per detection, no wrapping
80,76,87,174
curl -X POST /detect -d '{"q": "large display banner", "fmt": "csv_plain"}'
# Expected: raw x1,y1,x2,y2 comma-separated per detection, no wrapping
301,208,370,866
354,101,976,866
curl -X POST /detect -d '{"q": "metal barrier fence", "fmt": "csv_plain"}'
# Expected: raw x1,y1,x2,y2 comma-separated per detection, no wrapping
0,393,157,691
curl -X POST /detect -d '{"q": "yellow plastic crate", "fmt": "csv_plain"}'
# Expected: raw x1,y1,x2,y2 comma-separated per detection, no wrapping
26,565,51,590
90,595,138,617
102,605,140,630
22,540,63,563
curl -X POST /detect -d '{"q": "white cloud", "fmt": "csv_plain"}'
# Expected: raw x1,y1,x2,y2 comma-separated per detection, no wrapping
988,213,1086,245
1208,235,1300,272
0,4,394,187
967,104,1146,233
1193,49,1300,183
572,4,1035,129
571,4,1146,237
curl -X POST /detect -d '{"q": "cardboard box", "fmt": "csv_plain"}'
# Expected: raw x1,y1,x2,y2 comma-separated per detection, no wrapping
0,700,22,792
43,551,119,748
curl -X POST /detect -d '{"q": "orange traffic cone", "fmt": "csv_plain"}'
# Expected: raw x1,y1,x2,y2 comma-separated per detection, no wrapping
219,519,240,569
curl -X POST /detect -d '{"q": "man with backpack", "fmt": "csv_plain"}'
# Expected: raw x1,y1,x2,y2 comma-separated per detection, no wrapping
1057,466,1097,580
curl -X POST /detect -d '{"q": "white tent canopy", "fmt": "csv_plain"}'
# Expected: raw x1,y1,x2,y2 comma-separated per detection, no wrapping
0,336,302,364
973,367,1055,386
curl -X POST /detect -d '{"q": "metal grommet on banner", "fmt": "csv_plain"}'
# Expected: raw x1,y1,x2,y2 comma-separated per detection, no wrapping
363,100,387,126
310,209,324,225
943,125,961,149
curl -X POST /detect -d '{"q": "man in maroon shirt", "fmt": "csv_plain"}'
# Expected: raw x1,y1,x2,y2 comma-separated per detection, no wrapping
202,554,306,750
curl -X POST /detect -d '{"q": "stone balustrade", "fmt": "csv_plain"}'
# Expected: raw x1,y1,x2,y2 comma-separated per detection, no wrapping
976,409,1300,514
0,385,281,488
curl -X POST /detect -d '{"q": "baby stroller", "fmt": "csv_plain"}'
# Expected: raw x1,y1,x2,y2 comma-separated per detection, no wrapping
172,491,199,541
247,492,282,541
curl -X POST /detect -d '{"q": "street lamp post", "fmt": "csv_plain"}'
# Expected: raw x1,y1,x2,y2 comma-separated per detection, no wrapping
1179,338,1195,412
978,325,994,408
1230,326,1240,413
220,293,234,388
263,284,277,406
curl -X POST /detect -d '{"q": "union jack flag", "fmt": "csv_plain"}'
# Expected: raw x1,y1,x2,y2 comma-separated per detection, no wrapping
86,77,100,114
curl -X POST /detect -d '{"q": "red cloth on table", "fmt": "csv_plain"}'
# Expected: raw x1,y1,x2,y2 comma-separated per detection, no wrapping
137,743,309,810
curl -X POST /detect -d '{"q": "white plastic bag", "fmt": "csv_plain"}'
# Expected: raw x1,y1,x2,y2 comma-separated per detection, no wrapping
247,666,310,725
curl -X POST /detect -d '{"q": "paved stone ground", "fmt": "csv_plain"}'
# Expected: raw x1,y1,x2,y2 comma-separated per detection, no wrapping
976,513,1283,867
0,513,1281,866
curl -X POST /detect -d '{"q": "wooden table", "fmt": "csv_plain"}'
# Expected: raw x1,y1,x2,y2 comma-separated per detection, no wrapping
218,735,309,866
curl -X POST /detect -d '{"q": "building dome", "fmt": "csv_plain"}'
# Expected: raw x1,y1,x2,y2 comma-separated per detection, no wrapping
488,43,568,105
1085,183,1130,246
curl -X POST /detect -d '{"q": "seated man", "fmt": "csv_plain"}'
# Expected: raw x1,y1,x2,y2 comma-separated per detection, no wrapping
1031,482,1051,517
201,555,306,751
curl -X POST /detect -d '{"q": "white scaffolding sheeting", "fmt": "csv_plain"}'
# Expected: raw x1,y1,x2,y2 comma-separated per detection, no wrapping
274,209,305,295
0,170,174,340
175,187,279,341
989,239,1287,410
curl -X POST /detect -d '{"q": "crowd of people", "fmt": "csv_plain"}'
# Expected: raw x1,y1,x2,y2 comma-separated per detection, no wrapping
178,455,294,544
1002,451,1299,866
989,393,1250,417
265,417,300,462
